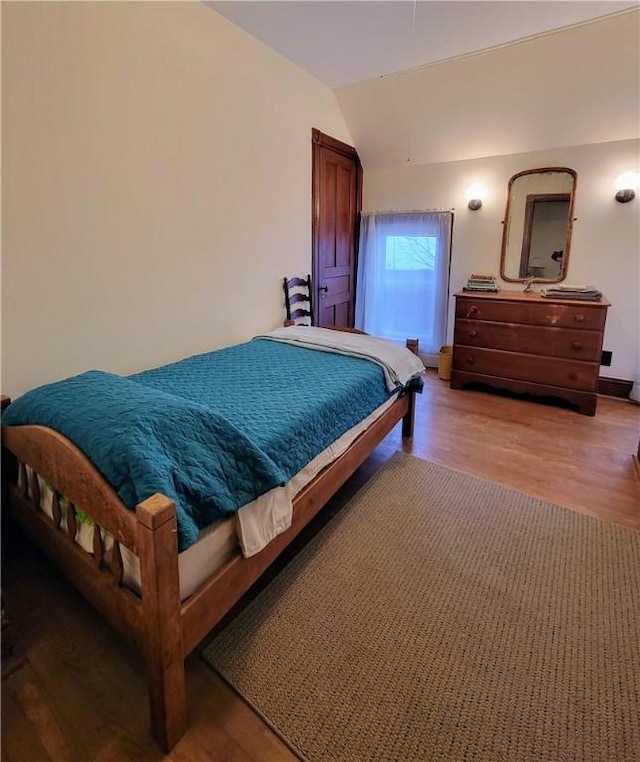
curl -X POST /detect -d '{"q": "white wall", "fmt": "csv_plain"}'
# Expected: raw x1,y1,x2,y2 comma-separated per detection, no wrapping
336,10,639,170
363,139,640,380
1,1,352,397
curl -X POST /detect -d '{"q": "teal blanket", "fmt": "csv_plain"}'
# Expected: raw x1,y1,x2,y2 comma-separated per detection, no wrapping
3,340,390,550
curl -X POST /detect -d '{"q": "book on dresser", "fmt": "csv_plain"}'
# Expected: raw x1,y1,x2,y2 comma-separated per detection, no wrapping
463,273,499,292
450,289,610,416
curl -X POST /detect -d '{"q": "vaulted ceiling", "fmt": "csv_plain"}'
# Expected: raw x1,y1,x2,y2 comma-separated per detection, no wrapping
207,2,640,168
207,1,636,88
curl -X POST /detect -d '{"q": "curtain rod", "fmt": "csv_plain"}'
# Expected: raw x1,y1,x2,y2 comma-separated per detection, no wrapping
362,208,455,214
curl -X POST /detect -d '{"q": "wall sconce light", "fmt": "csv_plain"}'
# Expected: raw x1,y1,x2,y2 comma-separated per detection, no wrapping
466,183,484,210
614,172,639,203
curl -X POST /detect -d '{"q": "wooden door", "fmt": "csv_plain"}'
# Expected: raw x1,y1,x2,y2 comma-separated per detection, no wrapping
312,129,362,327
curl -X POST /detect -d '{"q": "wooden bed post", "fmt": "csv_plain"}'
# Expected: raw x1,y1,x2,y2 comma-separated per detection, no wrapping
402,338,419,438
136,494,186,752
1,396,20,557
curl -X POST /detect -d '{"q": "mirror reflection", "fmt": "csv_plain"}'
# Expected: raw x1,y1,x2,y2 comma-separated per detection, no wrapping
500,167,577,283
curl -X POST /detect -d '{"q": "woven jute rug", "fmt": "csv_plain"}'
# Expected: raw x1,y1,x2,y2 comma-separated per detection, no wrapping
202,453,640,762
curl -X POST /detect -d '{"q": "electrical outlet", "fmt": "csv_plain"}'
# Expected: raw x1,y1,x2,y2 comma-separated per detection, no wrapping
600,350,612,367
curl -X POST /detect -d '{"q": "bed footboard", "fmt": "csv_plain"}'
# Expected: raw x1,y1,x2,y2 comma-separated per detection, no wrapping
1,417,186,752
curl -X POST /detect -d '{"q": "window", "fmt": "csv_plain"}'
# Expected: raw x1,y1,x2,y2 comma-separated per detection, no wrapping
385,236,436,271
356,211,453,363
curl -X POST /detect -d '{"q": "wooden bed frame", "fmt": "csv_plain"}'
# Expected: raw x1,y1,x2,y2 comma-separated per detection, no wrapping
0,336,419,751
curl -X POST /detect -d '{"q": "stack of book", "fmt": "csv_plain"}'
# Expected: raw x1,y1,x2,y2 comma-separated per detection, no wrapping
541,284,603,301
463,273,499,292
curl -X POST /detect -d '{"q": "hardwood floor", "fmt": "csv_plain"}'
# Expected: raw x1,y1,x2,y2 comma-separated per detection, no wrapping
2,371,639,761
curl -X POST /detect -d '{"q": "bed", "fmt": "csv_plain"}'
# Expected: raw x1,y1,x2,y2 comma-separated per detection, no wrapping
1,326,423,751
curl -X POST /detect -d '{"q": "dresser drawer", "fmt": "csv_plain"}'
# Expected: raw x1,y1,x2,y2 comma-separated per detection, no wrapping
452,346,599,391
455,298,607,331
454,320,603,362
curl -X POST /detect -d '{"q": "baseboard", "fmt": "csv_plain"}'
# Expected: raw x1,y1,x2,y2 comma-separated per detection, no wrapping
597,376,633,399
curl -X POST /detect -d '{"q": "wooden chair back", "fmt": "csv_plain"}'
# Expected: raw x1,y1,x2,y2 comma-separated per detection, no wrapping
283,274,314,326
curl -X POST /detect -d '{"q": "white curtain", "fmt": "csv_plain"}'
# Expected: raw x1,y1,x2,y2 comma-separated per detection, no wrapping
355,210,452,365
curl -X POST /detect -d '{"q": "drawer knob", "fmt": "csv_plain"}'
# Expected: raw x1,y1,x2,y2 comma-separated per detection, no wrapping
574,313,586,323
571,341,582,350
467,306,478,317
568,372,578,381
466,356,476,366
468,329,478,338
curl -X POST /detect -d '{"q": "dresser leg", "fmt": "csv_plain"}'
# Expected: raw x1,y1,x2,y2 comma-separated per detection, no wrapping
577,397,597,416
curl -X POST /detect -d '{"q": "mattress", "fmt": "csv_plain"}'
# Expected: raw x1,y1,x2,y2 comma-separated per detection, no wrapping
24,395,396,601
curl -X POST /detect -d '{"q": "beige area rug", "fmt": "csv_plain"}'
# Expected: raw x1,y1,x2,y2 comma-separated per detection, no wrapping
202,453,640,762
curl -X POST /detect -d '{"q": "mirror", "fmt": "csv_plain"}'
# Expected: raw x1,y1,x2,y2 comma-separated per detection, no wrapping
500,167,577,283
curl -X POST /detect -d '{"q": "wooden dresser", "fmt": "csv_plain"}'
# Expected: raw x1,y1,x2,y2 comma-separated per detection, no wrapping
451,290,610,415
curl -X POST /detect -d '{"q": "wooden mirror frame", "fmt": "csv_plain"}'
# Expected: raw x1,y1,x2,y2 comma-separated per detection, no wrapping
500,167,577,283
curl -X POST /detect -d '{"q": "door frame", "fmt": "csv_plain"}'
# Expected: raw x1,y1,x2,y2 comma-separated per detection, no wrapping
311,128,363,326
518,193,571,278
